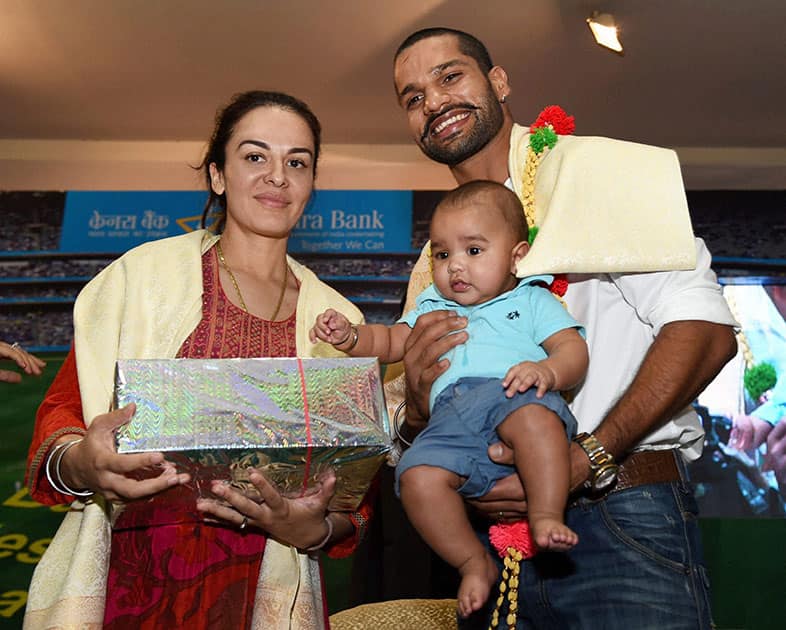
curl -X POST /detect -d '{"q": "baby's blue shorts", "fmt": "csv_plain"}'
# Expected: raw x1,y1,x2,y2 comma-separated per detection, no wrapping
395,377,578,498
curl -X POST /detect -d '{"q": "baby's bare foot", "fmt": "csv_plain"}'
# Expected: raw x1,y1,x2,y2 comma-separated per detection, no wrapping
531,517,578,551
457,553,498,618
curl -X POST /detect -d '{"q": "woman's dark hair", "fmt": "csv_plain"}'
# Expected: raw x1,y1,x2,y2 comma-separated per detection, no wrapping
199,91,322,232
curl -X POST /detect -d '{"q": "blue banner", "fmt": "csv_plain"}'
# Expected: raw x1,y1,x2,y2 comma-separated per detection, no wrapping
289,190,413,254
60,191,207,252
59,190,413,254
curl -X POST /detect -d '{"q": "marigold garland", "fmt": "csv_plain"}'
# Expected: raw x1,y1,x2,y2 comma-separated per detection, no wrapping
523,105,576,299
426,105,576,293
486,107,578,630
488,521,535,630
531,105,576,135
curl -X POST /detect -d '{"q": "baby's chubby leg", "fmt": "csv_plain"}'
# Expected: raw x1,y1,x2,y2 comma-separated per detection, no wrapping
497,405,578,551
399,465,497,617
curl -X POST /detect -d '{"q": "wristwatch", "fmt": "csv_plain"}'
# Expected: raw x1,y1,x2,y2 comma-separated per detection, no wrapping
574,432,619,492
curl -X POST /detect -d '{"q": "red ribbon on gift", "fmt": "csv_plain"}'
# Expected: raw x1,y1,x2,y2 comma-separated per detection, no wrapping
296,358,313,497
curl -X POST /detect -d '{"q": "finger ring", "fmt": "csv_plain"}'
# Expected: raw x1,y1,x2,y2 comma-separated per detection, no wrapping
10,342,21,350
239,516,248,530
498,511,504,520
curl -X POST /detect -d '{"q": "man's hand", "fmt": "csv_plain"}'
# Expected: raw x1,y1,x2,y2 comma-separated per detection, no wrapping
477,439,592,510
402,310,467,423
464,443,527,521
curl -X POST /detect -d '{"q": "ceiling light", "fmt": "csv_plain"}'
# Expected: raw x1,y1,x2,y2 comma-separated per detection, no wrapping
587,12,623,54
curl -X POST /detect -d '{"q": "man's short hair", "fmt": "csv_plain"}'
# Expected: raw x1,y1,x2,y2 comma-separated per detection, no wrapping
436,180,529,243
394,27,493,73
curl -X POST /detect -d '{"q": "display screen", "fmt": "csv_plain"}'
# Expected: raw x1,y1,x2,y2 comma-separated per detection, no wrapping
691,275,786,517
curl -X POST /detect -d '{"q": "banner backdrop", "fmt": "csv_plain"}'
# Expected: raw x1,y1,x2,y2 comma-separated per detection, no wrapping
59,190,413,254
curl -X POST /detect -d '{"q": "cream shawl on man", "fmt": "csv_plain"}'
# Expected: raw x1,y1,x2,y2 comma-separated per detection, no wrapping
386,126,699,432
400,124,697,314
25,229,362,630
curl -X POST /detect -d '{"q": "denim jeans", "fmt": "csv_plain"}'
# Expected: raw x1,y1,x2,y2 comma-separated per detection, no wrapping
461,456,715,629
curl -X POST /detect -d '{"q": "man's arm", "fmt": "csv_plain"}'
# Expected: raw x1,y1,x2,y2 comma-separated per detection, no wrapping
477,319,737,508
573,320,737,487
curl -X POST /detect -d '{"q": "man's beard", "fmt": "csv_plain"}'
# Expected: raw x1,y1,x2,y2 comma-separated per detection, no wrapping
418,88,504,166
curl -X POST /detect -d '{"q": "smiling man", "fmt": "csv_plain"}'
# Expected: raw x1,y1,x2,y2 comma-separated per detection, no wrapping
384,27,738,629
394,32,511,183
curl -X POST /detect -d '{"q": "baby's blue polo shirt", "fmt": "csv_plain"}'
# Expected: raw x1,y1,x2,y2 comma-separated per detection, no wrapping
400,276,584,411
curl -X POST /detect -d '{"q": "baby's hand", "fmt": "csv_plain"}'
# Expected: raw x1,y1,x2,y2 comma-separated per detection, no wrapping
310,309,352,346
502,361,557,398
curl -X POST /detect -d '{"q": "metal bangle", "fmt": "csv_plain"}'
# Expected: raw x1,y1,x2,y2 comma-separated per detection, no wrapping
54,439,94,498
334,325,359,352
45,441,73,495
306,516,334,552
347,325,360,351
392,400,412,447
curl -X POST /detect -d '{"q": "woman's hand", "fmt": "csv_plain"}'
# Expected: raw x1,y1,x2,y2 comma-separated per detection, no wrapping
402,310,467,423
60,403,190,502
0,341,46,383
196,468,338,549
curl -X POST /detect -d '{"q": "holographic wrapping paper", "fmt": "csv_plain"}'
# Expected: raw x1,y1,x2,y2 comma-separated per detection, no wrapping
114,357,390,518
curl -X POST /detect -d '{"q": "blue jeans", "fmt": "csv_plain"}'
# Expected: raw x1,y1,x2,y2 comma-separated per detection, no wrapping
461,456,715,629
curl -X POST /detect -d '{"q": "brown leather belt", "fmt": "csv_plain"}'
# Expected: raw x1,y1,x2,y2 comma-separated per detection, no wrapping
571,449,682,504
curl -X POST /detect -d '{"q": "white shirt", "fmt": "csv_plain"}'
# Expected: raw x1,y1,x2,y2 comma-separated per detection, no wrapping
563,240,736,460
502,177,736,460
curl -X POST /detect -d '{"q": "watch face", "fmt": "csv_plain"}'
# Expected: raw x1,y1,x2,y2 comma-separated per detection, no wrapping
593,465,618,491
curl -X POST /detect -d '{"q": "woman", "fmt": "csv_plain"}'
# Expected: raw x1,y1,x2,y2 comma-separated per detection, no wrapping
25,91,370,629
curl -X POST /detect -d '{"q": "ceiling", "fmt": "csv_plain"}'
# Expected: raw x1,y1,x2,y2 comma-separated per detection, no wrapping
1,0,785,188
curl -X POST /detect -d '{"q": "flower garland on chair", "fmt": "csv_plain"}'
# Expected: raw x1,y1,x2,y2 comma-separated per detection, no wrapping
487,106,576,630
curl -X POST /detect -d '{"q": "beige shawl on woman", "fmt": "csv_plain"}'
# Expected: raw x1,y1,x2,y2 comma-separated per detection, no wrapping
24,229,362,630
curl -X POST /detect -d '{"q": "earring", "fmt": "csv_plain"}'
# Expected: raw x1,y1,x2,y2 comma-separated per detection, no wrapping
500,95,507,103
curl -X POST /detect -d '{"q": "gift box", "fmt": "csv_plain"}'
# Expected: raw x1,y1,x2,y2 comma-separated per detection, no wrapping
114,357,390,526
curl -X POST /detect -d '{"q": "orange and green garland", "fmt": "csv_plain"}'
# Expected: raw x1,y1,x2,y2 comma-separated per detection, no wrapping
524,105,575,300
487,106,576,630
